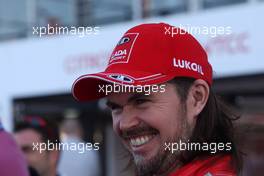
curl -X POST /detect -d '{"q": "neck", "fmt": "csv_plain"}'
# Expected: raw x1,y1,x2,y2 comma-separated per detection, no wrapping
157,160,183,176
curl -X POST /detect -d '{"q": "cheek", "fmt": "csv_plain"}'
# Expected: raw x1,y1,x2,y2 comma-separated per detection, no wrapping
112,116,120,134
28,152,42,165
141,106,182,139
138,107,170,130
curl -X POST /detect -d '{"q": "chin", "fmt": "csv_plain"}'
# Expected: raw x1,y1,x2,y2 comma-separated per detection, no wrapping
133,145,161,165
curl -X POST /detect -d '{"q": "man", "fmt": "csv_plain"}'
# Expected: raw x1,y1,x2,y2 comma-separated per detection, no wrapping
14,116,60,176
0,121,29,176
72,23,242,176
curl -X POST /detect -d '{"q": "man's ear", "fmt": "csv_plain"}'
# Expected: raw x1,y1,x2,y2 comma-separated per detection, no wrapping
186,79,210,118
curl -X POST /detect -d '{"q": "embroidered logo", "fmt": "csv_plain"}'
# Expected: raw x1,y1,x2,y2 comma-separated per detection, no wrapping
108,33,139,65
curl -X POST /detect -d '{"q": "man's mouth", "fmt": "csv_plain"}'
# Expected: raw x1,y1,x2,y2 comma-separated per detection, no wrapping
121,126,159,150
129,134,156,147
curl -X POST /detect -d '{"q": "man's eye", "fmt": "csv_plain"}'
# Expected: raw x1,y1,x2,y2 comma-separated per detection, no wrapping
22,146,33,153
134,98,149,105
111,107,123,116
109,105,122,111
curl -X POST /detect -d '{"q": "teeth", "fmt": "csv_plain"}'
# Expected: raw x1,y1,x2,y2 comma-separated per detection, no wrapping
129,135,154,147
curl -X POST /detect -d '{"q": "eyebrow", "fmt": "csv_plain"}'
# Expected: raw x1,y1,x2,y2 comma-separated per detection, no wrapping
106,93,150,108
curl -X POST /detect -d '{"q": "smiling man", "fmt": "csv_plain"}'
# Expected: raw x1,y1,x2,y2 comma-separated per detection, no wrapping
72,23,242,176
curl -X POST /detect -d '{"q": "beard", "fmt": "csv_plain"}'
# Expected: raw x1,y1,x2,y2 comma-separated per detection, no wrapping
131,107,194,176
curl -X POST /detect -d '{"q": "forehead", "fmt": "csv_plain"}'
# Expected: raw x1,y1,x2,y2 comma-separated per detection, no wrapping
15,129,43,145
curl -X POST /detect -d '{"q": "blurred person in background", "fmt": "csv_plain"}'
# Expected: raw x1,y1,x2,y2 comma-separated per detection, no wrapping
13,116,61,176
0,120,29,176
58,114,101,176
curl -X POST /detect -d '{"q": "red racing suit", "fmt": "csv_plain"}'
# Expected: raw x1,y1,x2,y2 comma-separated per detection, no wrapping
169,154,236,176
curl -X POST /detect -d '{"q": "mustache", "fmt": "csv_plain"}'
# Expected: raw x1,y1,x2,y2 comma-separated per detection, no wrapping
121,124,159,139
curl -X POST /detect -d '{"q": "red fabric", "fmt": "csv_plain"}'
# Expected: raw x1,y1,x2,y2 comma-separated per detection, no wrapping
169,154,236,176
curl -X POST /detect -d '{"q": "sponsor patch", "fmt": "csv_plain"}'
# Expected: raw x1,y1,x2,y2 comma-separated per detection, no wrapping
108,33,139,65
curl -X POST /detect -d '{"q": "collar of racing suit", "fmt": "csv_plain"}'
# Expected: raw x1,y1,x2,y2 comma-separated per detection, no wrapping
169,154,236,176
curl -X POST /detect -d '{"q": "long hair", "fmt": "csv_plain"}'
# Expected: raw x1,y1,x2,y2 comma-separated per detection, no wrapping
169,77,243,174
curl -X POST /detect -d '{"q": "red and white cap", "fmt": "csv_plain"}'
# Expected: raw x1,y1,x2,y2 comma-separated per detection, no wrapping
72,23,212,101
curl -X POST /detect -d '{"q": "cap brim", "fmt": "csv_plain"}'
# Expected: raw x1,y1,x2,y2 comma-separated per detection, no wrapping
72,70,175,101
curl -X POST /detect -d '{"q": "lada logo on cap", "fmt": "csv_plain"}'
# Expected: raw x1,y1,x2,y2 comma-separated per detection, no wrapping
108,33,139,66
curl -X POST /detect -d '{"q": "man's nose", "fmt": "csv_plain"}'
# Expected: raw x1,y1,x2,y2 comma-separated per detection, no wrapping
119,105,140,131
